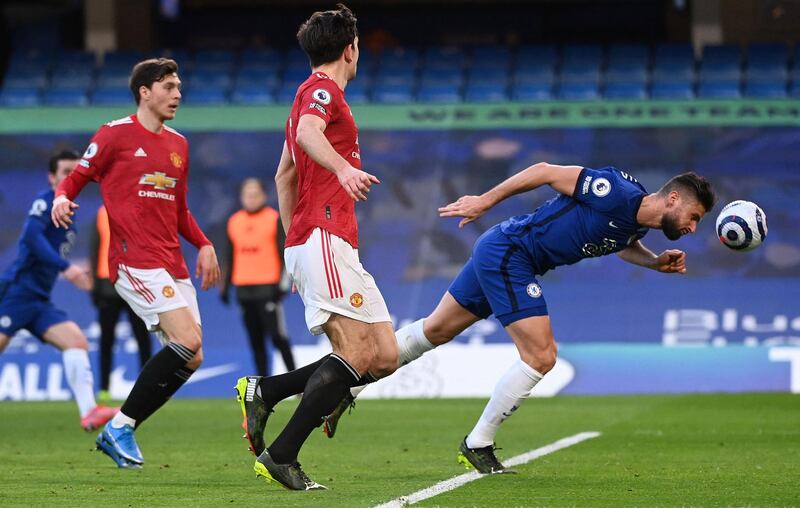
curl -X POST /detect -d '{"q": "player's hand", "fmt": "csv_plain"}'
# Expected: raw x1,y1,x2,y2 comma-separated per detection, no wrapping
51,195,79,229
64,264,93,291
196,245,221,290
438,195,490,228
338,165,380,202
655,249,687,274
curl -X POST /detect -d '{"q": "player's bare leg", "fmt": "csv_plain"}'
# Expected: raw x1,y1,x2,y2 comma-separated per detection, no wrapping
0,333,11,353
42,321,118,430
459,315,556,474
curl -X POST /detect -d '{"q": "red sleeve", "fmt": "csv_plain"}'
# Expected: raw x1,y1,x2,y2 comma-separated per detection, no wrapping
56,125,114,199
298,79,339,125
176,150,211,249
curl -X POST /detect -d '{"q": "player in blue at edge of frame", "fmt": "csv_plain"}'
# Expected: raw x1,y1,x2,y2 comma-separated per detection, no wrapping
322,162,717,473
0,150,119,431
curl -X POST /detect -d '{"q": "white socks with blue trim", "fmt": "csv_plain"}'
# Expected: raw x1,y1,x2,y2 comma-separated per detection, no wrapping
465,359,543,449
62,348,97,418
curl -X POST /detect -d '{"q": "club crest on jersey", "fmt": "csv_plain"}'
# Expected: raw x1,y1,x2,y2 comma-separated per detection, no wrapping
162,286,175,298
349,293,364,308
139,171,177,190
0,316,11,328
526,283,542,298
591,177,611,197
170,152,183,168
312,88,332,105
83,142,98,159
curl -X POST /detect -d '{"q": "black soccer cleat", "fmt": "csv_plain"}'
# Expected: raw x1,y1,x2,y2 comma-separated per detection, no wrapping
254,451,327,491
235,376,274,456
322,393,355,439
457,437,517,475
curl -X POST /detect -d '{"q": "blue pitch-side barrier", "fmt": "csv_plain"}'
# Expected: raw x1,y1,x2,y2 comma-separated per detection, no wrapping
1,126,798,398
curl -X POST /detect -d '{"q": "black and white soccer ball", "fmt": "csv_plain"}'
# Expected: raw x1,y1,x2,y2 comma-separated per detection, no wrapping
715,200,768,252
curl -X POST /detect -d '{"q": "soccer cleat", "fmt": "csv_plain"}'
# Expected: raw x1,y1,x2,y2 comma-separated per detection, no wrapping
95,422,144,467
235,376,274,456
81,405,120,432
322,393,355,439
254,451,327,491
457,437,517,475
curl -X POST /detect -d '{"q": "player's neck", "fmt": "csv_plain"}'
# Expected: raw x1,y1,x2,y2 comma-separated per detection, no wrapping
136,107,166,134
313,63,348,91
636,194,664,229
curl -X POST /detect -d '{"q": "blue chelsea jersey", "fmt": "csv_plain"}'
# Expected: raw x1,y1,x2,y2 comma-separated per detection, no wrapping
0,189,76,299
499,167,650,275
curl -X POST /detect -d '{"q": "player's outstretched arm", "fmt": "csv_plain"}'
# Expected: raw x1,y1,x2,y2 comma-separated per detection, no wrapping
295,114,379,201
438,162,583,228
617,240,687,274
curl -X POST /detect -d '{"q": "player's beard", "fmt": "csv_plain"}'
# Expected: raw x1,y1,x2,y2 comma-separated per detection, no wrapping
661,211,682,240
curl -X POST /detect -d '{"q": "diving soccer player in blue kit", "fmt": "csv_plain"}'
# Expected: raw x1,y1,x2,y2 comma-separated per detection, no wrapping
321,162,716,473
0,150,118,431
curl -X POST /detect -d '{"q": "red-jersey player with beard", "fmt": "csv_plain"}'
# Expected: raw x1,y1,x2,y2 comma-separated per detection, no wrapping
52,58,220,469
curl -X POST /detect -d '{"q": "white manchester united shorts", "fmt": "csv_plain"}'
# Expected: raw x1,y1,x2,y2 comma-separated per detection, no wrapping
114,264,201,338
285,227,391,335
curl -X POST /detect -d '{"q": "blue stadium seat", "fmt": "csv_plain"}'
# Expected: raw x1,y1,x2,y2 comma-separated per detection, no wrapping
417,83,461,103
700,61,741,80
791,80,800,98
96,69,130,87
650,81,694,100
3,73,48,89
0,88,42,107
557,82,600,100
344,82,369,104
187,70,233,90
562,44,604,64
605,61,648,82
744,81,787,98
516,45,557,67
56,75,94,89
655,43,694,62
471,46,512,73
181,88,229,105
195,49,236,65
152,48,191,67
285,47,308,68
91,87,132,105
277,83,299,103
235,68,280,89
230,85,276,105
560,62,601,83
514,67,556,85
57,50,96,67
697,80,740,99
467,73,508,87
372,83,413,103
281,67,312,87
419,69,463,87
378,47,420,71
464,83,508,102
603,81,647,100
424,47,466,72
702,44,741,63
240,48,282,67
43,88,89,106
511,83,553,101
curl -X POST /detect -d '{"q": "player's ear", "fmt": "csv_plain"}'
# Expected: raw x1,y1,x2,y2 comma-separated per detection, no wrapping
667,190,679,206
139,85,150,102
343,44,354,63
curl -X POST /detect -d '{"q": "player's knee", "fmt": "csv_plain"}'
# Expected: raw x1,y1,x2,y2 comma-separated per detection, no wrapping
370,348,399,378
66,334,89,350
172,325,202,352
422,318,453,346
520,342,557,374
186,348,203,369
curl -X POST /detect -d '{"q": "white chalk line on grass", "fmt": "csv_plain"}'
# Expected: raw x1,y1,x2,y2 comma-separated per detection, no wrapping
374,431,601,508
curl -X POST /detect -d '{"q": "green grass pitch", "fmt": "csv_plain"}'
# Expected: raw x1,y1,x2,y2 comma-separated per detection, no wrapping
0,393,797,507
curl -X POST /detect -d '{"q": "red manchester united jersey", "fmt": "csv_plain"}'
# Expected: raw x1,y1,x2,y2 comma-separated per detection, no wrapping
285,72,361,248
56,114,210,282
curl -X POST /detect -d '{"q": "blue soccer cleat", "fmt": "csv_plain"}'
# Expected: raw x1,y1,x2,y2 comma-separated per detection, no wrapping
96,422,144,468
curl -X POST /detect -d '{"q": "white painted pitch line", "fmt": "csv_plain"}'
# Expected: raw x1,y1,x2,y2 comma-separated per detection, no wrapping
374,431,601,508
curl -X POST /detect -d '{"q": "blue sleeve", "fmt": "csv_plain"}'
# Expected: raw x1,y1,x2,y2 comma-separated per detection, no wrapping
572,167,638,214
21,198,69,271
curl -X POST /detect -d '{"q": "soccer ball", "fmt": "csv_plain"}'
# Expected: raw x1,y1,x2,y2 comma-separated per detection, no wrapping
715,200,768,252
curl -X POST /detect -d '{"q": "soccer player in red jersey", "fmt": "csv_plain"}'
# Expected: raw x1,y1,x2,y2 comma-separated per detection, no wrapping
235,4,398,490
51,58,220,469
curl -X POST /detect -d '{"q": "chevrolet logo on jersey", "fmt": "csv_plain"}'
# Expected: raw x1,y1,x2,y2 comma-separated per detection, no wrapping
139,172,178,190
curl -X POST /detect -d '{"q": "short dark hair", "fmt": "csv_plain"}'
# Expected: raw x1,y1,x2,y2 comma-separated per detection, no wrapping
240,177,267,194
49,149,80,174
129,58,179,105
658,172,716,212
297,3,358,68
